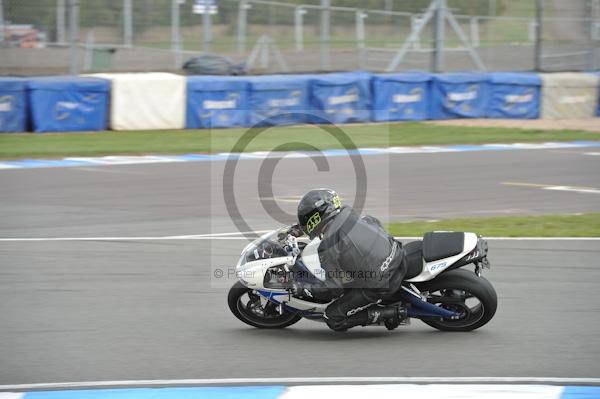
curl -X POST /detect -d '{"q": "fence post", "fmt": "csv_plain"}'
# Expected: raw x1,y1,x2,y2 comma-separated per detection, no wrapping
124,0,133,47
410,15,422,50
470,17,479,47
83,30,94,71
528,19,536,42
171,0,182,69
260,37,269,69
445,8,485,70
238,0,250,55
590,0,599,70
320,0,330,70
294,6,306,52
69,0,80,75
356,10,367,69
433,0,445,72
203,6,212,52
57,0,67,44
0,0,4,45
534,0,543,71
386,1,437,72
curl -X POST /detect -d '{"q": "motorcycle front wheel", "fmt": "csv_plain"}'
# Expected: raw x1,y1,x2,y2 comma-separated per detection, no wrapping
227,281,302,329
416,269,498,332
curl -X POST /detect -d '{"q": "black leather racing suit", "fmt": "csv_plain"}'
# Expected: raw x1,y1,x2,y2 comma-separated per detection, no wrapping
297,206,407,331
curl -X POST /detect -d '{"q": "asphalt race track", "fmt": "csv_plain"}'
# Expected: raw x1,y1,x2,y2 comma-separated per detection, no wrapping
1,146,599,385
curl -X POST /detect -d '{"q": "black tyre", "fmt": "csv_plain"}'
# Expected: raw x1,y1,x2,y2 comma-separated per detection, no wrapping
227,281,302,329
416,269,497,332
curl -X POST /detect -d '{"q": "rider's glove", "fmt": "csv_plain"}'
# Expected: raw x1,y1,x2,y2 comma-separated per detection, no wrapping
286,281,312,299
289,223,304,237
277,224,304,241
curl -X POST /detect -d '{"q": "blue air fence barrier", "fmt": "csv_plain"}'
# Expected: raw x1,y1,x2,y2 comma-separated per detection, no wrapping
595,72,600,117
186,76,249,129
247,75,310,126
488,72,541,119
430,73,490,119
0,77,27,132
308,72,372,124
371,73,431,121
27,77,110,133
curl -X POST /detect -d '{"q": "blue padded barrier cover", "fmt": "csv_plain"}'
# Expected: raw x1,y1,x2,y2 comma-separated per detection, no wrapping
430,73,490,119
488,72,541,119
308,72,371,124
0,77,27,132
371,73,431,121
186,76,249,129
28,77,110,91
247,75,310,126
595,72,600,117
28,76,110,133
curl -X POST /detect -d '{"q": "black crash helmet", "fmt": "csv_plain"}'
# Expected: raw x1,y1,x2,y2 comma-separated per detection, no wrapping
297,188,342,239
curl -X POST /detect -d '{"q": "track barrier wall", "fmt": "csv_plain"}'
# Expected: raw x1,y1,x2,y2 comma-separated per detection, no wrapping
430,73,490,120
308,72,372,124
0,77,27,133
1,71,599,133
487,73,541,119
595,72,600,117
28,76,109,133
247,75,310,127
597,72,600,117
91,73,186,131
540,73,599,119
187,76,249,129
371,73,431,122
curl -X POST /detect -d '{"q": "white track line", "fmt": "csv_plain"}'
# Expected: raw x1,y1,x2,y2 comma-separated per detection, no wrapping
0,235,599,242
465,237,600,241
544,186,600,194
502,182,600,195
0,236,241,242
397,237,600,241
1,377,599,391
0,230,273,242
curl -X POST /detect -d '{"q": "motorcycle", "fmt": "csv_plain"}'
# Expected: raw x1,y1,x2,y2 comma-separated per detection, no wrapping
228,226,497,331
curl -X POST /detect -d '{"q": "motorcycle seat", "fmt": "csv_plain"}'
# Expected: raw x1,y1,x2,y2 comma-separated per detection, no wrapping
422,232,465,262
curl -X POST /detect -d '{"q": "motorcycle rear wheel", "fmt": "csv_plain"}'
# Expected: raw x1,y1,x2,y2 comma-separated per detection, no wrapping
228,281,302,329
416,269,497,332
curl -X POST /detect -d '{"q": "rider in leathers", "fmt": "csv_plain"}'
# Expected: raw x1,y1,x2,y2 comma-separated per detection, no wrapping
290,188,407,331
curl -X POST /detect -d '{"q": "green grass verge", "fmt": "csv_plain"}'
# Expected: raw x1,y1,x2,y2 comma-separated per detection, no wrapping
386,213,600,237
1,122,598,160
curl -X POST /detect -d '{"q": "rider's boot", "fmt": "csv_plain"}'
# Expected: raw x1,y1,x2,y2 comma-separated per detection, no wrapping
367,305,408,330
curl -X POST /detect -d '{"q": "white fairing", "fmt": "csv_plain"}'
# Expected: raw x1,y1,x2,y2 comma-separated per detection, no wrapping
236,256,294,288
405,232,479,283
265,292,331,314
234,230,332,314
301,237,326,281
235,230,275,269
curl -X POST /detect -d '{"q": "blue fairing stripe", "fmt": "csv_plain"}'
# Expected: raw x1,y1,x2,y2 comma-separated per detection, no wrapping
256,290,289,302
23,387,286,399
